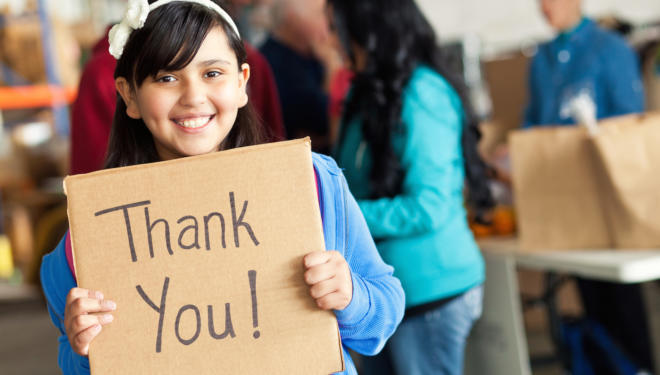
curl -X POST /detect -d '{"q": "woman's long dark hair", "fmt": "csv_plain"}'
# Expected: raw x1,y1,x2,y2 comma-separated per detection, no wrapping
105,0,267,169
330,0,493,215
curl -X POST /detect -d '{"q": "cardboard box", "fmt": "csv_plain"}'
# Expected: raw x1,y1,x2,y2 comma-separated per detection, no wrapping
479,52,531,166
483,52,530,133
0,18,45,84
0,15,80,87
65,139,344,374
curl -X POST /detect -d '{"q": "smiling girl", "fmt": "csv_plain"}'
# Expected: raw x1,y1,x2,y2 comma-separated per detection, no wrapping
39,1,404,374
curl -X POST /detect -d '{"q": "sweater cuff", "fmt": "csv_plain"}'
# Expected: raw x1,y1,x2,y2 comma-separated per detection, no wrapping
335,272,370,327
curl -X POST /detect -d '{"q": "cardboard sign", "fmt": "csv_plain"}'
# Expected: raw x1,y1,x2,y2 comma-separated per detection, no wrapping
65,139,344,374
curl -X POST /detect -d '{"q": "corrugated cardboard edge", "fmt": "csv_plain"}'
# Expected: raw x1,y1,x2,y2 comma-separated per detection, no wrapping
63,137,347,372
61,177,78,280
64,137,313,183
336,324,345,372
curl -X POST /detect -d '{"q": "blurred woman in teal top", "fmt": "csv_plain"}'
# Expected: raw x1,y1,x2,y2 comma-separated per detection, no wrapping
329,0,494,374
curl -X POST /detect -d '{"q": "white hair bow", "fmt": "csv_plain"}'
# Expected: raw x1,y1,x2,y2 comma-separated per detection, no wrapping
108,0,150,59
108,0,240,60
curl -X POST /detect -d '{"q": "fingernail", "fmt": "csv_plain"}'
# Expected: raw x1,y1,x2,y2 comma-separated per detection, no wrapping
103,300,117,310
99,314,114,324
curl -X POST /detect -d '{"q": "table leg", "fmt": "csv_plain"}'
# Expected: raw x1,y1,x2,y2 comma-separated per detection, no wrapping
543,272,571,371
465,251,531,375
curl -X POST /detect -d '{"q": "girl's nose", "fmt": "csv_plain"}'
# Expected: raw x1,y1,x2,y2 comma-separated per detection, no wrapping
179,79,207,107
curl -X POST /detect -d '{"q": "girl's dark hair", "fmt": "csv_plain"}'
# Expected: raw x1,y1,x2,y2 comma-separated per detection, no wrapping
329,0,494,215
105,0,266,168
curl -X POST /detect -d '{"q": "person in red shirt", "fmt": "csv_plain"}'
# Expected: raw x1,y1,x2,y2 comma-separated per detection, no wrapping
70,24,285,175
69,32,116,175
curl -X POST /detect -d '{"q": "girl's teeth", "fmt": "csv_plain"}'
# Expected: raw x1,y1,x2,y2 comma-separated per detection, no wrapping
178,117,210,128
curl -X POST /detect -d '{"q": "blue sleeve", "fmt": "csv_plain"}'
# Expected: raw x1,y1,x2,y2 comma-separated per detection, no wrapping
523,55,541,128
334,177,405,355
356,75,465,239
603,39,645,116
40,235,91,375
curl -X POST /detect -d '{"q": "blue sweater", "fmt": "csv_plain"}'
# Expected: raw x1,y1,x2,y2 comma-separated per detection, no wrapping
40,153,404,375
524,18,644,127
335,66,484,308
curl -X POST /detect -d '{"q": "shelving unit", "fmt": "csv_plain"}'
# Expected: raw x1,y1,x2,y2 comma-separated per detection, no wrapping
0,0,76,134
0,1,77,291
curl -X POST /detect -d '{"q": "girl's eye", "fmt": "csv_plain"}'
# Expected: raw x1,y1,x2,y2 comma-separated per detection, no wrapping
157,75,176,83
205,71,221,78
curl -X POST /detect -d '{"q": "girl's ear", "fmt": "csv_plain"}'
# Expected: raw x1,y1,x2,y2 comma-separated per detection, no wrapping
237,63,251,108
115,77,141,119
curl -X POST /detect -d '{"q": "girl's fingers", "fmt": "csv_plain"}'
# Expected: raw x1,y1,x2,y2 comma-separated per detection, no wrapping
87,289,103,300
309,277,339,299
66,288,114,317
64,287,115,356
314,291,352,311
70,314,113,334
69,297,117,316
66,288,103,305
303,251,331,269
304,261,335,285
97,313,114,325
73,323,103,356
303,251,352,310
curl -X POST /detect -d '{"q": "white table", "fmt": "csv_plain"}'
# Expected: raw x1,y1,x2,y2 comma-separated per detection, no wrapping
464,237,660,375
483,238,660,283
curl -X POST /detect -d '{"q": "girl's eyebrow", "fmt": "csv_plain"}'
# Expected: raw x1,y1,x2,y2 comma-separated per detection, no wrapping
198,59,231,67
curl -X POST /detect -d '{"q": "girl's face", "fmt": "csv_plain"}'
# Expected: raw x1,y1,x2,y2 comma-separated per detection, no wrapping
116,26,250,161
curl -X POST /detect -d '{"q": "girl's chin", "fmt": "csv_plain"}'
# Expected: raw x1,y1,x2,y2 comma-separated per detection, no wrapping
157,144,220,160
175,150,210,158
179,144,221,157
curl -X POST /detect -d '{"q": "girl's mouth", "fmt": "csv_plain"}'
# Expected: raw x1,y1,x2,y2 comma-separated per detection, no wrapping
173,115,215,130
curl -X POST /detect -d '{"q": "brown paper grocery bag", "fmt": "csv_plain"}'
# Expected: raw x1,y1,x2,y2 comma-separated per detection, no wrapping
591,113,660,248
509,126,612,251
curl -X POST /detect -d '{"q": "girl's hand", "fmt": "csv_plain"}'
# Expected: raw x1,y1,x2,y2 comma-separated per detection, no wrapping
64,288,116,356
303,251,353,310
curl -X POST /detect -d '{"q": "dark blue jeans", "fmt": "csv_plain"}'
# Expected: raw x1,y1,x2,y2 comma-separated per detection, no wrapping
360,285,483,375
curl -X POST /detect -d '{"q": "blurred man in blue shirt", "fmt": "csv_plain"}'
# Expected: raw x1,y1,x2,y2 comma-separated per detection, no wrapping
523,1,652,373
524,0,644,128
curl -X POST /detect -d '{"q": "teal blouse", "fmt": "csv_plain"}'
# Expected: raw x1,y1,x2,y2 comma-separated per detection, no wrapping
335,66,484,307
